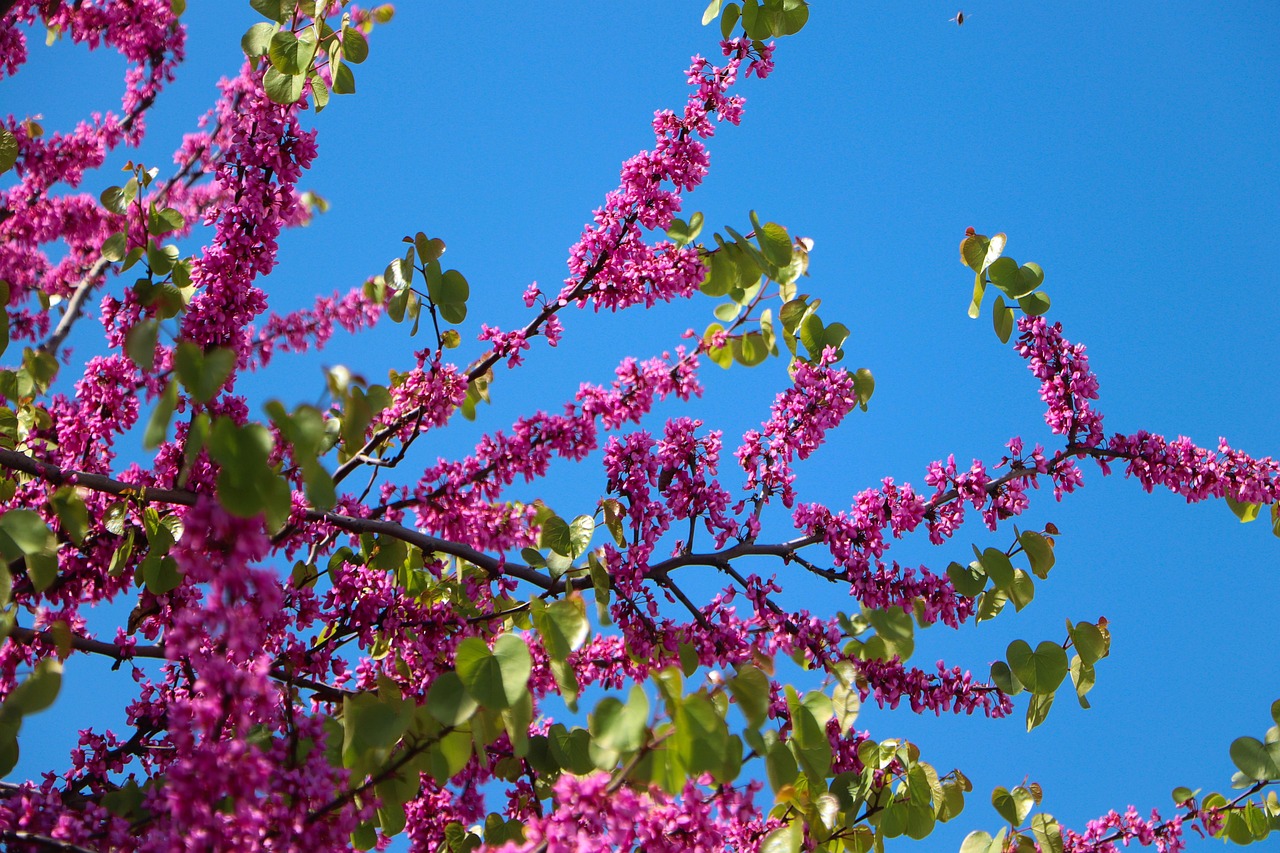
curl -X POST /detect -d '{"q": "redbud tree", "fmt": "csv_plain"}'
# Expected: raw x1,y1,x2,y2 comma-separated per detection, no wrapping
0,1,1276,851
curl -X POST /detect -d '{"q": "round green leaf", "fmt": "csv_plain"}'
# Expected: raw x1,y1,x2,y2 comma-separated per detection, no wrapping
454,635,531,710
0,128,17,175
980,548,1015,590
264,67,306,104
947,560,987,597
341,25,369,63
589,685,649,753
1018,291,1051,316
1006,639,1069,694
990,660,1023,696
1070,621,1107,665
4,658,61,717
268,30,315,74
1229,735,1280,781
0,509,53,558
241,21,275,57
426,671,479,726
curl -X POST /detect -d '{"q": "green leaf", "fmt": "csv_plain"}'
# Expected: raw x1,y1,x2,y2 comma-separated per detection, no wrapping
147,206,184,236
853,368,874,409
0,509,53,559
1070,656,1095,709
540,515,573,558
268,30,315,74
590,685,649,753
795,310,825,361
567,515,593,558
125,319,160,370
701,0,723,26
341,25,369,63
241,21,276,57
990,660,1024,696
435,269,469,305
992,786,1035,826
733,332,768,367
0,128,17,175
455,635,532,711
601,499,626,547
1227,495,1262,523
50,487,89,546
770,0,809,36
750,211,792,266
947,561,987,597
1069,621,1107,665
333,62,356,95
758,821,802,853
728,664,770,729
264,67,306,104
701,250,736,297
140,553,182,594
979,548,1015,590
102,232,127,263
1017,291,1051,316
426,671,478,726
675,692,731,780
1006,639,1069,694
988,256,1035,299
587,550,612,626
1031,814,1065,853
765,736,798,793
532,597,589,662
342,692,410,772
960,232,1006,275
3,657,62,717
174,342,235,404
1026,690,1055,732
1230,736,1280,781
720,2,742,39
1019,530,1055,578
143,380,178,449
969,275,986,318
1008,569,1035,611
548,724,594,775
993,295,1014,343
249,0,292,23
960,830,999,853
100,185,131,215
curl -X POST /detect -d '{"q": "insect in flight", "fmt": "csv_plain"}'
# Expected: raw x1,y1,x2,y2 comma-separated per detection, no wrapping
949,10,966,25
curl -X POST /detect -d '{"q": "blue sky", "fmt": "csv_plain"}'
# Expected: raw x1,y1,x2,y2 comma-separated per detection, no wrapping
5,1,1279,848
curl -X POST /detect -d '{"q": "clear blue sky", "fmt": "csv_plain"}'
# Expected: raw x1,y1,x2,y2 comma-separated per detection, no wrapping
5,2,1279,848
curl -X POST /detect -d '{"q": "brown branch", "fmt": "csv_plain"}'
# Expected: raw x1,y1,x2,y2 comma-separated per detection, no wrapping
6,626,352,702
0,447,559,592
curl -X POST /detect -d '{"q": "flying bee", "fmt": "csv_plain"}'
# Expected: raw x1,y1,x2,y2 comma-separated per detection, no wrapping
949,10,965,25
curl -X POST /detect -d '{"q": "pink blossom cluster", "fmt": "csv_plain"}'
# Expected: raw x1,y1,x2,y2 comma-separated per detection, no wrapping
411,350,700,552
561,39,774,313
180,65,317,355
1105,433,1280,505
854,658,1014,717
737,351,859,508
493,772,770,853
1062,807,1187,853
1016,316,1106,447
0,0,184,325
250,286,385,369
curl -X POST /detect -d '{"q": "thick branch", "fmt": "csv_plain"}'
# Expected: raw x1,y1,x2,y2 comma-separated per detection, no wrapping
6,625,353,701
0,447,557,589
